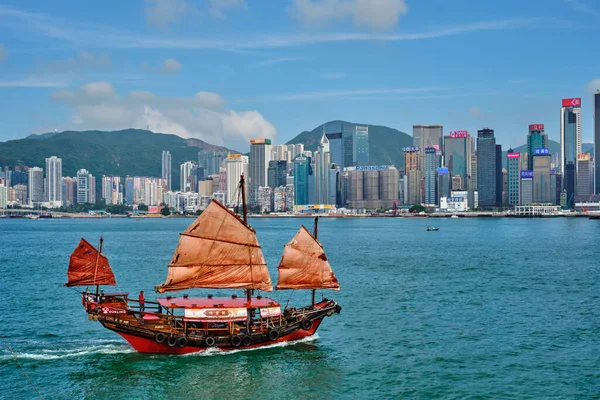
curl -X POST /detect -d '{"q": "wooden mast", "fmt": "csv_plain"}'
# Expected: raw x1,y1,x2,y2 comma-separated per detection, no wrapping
240,174,252,332
94,237,103,298
312,216,318,307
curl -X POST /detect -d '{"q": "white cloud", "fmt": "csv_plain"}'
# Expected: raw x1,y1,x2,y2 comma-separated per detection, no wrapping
50,82,277,148
144,0,194,29
46,51,111,73
209,0,246,18
0,44,6,63
292,0,407,31
586,78,600,94
160,58,182,73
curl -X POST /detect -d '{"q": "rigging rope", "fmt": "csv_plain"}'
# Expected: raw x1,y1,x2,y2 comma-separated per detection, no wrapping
0,333,44,399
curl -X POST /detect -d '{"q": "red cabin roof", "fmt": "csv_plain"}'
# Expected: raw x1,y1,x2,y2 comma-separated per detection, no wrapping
156,296,280,309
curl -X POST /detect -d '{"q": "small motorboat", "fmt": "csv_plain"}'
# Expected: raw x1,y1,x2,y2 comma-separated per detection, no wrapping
427,227,439,231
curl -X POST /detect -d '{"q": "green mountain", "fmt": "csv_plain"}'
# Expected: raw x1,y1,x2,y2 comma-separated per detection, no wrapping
286,120,412,168
0,129,233,190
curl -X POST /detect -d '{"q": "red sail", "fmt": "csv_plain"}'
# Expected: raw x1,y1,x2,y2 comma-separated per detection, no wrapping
65,238,116,287
276,226,340,291
155,200,273,293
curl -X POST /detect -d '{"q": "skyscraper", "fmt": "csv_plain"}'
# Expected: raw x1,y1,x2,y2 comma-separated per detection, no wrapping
476,128,497,207
45,156,62,206
293,155,311,206
180,161,197,192
526,124,548,170
249,139,272,205
162,150,172,191
506,150,521,206
424,147,438,205
496,144,503,206
102,176,122,204
324,121,354,169
198,150,230,177
444,131,469,190
576,153,592,200
28,167,44,204
353,126,369,166
533,153,552,203
560,98,581,176
225,154,249,207
594,91,600,193
267,160,288,190
413,125,443,174
314,134,332,204
62,177,77,207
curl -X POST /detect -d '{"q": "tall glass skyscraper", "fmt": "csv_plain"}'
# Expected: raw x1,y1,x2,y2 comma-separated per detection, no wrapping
249,139,272,205
533,154,552,203
267,160,288,189
162,150,171,191
526,124,548,170
444,131,469,190
324,121,354,169
293,155,311,206
353,126,369,166
506,149,521,205
560,98,581,176
413,125,443,174
424,147,438,205
476,128,497,207
594,91,600,193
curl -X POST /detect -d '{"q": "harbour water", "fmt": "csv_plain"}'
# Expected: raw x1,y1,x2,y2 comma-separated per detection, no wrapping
1,217,599,399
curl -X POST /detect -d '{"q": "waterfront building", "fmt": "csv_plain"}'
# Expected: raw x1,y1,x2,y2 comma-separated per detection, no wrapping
249,139,272,206
198,178,213,197
470,152,477,191
526,124,548,170
560,98,581,185
163,191,200,213
476,128,497,207
257,186,273,213
565,162,576,208
413,125,443,174
273,186,286,212
61,177,77,207
551,170,558,205
520,170,533,205
45,156,62,207
267,160,288,191
496,145,503,206
285,183,294,210
76,169,95,204
162,150,171,191
293,155,311,206
533,153,552,203
506,150,521,206
101,176,122,205
0,184,7,209
438,168,450,204
424,147,438,206
314,134,332,205
28,167,44,205
444,131,470,190
595,91,600,193
576,153,593,200
406,170,421,205
353,126,369,166
13,184,27,205
344,166,399,209
125,176,134,205
225,154,249,207
180,161,197,192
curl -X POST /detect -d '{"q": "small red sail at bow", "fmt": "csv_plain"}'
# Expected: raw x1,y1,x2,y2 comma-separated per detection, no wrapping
66,238,116,287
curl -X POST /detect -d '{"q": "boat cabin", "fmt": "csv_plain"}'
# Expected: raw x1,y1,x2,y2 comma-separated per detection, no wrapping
156,296,282,337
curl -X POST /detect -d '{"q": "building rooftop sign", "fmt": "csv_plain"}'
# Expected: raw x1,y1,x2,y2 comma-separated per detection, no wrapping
355,165,391,171
534,148,549,155
562,98,581,108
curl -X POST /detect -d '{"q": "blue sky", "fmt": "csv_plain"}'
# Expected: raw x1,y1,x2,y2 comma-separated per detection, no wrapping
0,0,599,151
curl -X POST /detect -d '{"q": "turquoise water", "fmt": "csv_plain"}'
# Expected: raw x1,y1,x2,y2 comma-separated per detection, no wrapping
1,217,599,399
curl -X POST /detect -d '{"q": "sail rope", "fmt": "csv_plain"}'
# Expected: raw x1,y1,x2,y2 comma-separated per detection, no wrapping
0,333,44,399
92,236,102,286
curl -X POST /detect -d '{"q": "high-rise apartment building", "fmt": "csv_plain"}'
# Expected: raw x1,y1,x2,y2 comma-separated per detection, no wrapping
526,124,548,170
476,128,497,207
61,177,77,207
560,98,581,176
249,139,272,205
45,156,62,206
413,125,443,174
198,150,230,177
224,154,249,207
162,150,172,191
102,176,122,204
28,167,44,204
506,150,521,206
180,161,197,192
594,91,600,193
76,169,92,204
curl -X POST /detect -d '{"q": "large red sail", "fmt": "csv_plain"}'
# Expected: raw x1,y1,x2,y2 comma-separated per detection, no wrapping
155,200,273,293
66,238,116,287
276,226,340,291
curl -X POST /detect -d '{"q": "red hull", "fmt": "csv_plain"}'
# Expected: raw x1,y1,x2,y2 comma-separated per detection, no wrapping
114,318,323,354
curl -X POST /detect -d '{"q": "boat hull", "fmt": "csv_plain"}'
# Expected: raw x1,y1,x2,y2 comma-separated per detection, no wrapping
94,299,339,354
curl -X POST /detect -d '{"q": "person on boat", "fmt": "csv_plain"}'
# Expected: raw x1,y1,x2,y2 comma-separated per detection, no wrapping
138,290,145,312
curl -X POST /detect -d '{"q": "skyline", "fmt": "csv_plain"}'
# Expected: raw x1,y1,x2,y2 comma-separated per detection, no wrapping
0,0,599,150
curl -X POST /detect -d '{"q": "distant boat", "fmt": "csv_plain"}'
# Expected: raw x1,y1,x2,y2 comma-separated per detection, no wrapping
427,227,439,231
66,175,341,354
451,215,459,219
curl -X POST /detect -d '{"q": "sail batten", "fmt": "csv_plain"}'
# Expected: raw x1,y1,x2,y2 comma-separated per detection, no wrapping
276,226,340,291
66,238,116,287
155,199,273,293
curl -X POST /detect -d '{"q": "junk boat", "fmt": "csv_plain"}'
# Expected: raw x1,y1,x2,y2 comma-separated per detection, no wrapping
65,175,341,354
